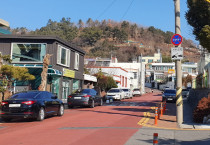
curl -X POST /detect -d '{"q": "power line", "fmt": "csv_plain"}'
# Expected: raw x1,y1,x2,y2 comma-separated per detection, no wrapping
96,0,117,19
121,0,135,20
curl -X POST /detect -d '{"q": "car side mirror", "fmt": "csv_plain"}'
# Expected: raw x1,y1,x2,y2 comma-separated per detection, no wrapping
52,96,58,99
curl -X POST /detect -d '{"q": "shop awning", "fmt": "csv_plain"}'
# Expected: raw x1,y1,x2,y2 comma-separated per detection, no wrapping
13,64,62,76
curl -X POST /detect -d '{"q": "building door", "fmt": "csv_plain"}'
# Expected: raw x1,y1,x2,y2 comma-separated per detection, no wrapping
52,77,60,98
62,81,70,103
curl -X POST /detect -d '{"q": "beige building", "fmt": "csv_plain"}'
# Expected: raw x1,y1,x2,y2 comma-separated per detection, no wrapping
141,49,162,64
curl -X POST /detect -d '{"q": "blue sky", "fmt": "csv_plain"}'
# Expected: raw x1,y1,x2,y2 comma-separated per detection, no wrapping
0,0,197,43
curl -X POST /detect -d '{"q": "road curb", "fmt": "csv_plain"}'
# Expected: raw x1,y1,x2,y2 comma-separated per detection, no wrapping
137,105,210,131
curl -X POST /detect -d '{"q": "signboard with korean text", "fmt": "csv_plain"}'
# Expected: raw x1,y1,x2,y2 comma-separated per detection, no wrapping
63,68,75,78
168,69,175,74
171,47,183,60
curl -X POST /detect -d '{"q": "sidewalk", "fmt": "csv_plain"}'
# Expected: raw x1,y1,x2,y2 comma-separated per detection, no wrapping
125,94,210,145
139,97,210,130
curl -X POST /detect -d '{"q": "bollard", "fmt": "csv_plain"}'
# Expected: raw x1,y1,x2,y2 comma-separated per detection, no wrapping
163,101,166,114
158,107,160,119
153,133,158,145
154,107,158,125
160,102,163,116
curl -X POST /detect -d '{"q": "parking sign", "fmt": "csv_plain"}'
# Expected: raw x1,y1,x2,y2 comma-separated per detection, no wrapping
171,47,183,60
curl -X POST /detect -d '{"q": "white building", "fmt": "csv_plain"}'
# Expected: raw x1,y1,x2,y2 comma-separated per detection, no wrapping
87,66,129,88
149,62,198,89
110,62,145,93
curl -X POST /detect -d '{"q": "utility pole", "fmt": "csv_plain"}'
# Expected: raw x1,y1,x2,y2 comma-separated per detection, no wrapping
140,53,144,95
174,0,183,125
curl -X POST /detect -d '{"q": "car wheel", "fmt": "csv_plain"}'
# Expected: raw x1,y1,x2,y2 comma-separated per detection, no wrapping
37,107,45,121
58,105,64,116
99,99,103,106
68,105,74,109
90,100,95,108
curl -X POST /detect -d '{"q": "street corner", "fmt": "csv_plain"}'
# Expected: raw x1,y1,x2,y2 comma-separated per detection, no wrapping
137,104,179,130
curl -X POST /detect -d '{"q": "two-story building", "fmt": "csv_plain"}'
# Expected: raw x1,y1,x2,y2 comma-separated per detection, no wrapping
0,35,85,102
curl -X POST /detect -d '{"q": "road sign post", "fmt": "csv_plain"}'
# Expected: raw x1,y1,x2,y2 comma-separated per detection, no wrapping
174,0,183,127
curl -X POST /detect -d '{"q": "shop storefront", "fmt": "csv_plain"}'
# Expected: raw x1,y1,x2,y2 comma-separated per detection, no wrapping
0,35,85,101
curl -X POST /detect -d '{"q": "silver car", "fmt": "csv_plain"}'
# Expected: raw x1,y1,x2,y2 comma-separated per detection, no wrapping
122,88,132,99
132,88,141,97
106,88,125,100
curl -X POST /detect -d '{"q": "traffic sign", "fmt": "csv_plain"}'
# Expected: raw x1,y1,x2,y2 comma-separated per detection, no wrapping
171,34,182,46
171,47,183,60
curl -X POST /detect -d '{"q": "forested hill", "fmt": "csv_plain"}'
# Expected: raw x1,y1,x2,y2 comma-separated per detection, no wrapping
12,18,199,62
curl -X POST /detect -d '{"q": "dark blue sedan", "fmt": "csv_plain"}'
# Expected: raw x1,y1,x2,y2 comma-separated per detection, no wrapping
162,89,177,102
67,89,103,108
0,91,64,122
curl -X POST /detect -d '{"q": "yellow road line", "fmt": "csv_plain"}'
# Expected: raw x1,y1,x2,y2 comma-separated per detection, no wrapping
137,112,150,126
137,106,210,131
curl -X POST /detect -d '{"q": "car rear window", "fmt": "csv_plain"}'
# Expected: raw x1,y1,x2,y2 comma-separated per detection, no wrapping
133,89,139,91
108,89,120,93
10,92,40,99
81,89,97,95
164,90,176,94
122,89,129,91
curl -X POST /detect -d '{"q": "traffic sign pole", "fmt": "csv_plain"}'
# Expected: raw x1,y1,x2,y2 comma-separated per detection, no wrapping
174,0,183,126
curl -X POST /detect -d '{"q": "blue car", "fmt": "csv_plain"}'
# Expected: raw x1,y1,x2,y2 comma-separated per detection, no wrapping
162,89,176,102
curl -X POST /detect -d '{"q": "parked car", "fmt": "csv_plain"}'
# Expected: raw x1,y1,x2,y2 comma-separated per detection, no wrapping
121,88,132,99
132,88,141,97
162,89,176,102
67,89,103,108
182,89,189,98
0,91,64,122
106,88,125,100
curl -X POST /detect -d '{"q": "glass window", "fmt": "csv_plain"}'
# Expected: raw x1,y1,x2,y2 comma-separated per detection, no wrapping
12,43,46,62
108,89,120,93
57,45,70,66
148,59,153,63
134,72,137,79
74,53,79,70
11,91,41,99
164,90,176,94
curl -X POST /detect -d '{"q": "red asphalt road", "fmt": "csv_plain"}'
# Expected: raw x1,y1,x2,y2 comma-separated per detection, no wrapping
0,93,162,145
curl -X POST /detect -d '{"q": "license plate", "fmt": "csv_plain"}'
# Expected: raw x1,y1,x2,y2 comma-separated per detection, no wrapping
167,98,173,100
74,97,81,99
9,104,21,107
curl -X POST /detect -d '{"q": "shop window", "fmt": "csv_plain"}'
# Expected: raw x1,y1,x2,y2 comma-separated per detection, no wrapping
57,45,70,67
148,59,153,63
12,43,46,63
74,53,79,70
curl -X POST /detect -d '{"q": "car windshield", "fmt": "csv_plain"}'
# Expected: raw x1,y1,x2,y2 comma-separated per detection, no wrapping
10,91,40,99
108,89,120,93
182,89,189,94
122,89,129,91
164,90,176,94
134,89,139,91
